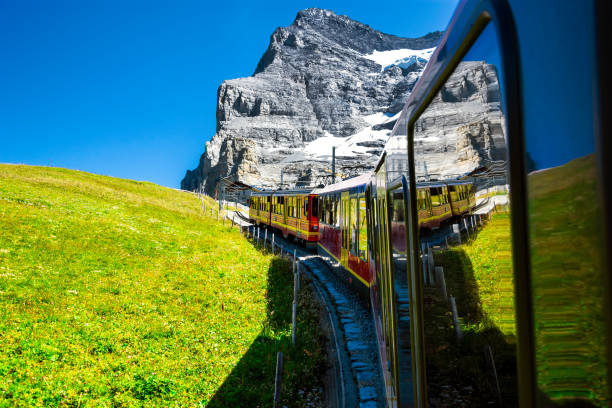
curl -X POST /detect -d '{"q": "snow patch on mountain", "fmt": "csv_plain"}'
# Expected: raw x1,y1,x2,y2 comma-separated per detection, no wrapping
363,47,435,72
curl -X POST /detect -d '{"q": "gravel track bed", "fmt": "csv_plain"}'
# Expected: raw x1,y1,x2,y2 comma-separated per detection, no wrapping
248,226,385,408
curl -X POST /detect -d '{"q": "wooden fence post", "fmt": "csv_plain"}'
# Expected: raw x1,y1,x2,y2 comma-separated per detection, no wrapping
421,253,428,286
435,266,447,300
292,262,299,346
450,296,463,341
453,224,461,244
484,345,503,405
273,352,284,408
427,246,435,285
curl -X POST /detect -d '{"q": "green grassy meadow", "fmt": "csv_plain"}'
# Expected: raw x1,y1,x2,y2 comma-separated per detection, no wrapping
0,165,325,407
426,212,517,405
442,212,515,337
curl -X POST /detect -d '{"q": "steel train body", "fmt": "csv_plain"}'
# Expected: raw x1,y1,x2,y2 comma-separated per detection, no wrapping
350,0,611,406
250,0,611,405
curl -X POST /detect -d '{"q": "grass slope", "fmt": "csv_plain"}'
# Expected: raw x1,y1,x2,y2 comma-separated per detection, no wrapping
0,165,325,407
426,213,517,406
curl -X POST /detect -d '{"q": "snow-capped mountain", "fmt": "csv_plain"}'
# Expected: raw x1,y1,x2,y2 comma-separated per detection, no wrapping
181,8,442,193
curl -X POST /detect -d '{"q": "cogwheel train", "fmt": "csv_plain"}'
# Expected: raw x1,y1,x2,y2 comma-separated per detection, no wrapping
250,0,610,406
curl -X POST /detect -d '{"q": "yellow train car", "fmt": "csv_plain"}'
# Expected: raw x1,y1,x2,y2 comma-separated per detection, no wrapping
248,191,272,227
417,184,452,229
446,181,476,216
271,189,319,243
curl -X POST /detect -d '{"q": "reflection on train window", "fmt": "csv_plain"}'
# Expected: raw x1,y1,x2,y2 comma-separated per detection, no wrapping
358,196,367,260
412,23,518,406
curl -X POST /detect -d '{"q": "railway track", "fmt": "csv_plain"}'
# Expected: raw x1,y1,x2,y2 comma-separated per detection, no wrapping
246,225,385,408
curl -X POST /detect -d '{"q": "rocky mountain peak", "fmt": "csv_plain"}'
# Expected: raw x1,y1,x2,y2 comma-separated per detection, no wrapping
182,9,443,195
255,8,442,75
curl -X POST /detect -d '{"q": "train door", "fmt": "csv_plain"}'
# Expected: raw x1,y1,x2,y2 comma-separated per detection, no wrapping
376,158,401,407
340,191,349,266
281,196,289,230
297,196,303,236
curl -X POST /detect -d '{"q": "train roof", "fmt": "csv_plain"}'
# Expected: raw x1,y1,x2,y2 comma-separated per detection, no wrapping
251,190,275,197
251,187,317,197
419,183,447,189
313,173,371,195
271,188,316,196
416,180,473,188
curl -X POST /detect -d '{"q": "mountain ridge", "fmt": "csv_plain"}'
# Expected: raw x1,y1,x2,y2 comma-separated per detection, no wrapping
182,8,443,194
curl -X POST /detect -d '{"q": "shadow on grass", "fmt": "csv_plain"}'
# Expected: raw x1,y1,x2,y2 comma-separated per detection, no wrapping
207,256,327,408
425,244,518,407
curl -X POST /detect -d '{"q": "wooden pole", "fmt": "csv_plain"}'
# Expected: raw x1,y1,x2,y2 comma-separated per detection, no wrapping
435,266,447,300
427,246,435,285
292,265,299,346
273,352,284,408
484,345,503,405
450,296,463,341
421,253,428,286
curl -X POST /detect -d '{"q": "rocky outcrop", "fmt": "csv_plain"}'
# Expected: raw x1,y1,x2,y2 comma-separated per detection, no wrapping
181,8,442,194
413,61,507,181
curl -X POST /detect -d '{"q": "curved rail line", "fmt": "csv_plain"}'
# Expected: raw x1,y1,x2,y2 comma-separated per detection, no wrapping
245,224,384,407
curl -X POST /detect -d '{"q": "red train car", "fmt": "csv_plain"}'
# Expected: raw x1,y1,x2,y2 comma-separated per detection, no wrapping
314,174,372,293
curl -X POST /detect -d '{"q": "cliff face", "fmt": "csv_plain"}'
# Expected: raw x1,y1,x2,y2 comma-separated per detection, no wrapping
414,61,507,181
181,8,442,194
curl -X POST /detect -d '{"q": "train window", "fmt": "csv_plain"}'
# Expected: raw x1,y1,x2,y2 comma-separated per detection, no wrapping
525,35,611,408
358,196,367,261
349,197,357,256
334,194,340,228
322,197,327,224
323,197,328,224
311,197,317,219
412,22,518,405
392,192,404,222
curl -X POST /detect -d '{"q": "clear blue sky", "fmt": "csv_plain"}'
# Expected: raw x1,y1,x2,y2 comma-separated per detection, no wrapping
0,0,459,188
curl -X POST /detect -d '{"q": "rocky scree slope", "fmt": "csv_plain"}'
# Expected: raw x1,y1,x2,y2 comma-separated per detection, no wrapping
181,8,442,194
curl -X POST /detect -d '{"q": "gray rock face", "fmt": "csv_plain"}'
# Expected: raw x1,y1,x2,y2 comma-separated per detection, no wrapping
413,61,507,181
181,8,442,194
